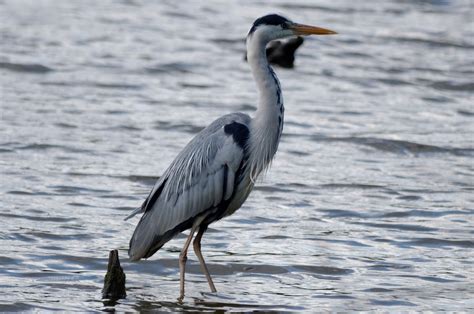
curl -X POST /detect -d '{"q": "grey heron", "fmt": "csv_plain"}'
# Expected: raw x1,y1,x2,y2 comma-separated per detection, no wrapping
126,14,336,301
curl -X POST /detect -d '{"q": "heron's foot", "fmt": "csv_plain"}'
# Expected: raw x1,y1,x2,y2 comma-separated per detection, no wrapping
177,293,184,303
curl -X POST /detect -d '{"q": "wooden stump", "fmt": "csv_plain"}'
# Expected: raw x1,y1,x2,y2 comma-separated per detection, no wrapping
102,249,126,300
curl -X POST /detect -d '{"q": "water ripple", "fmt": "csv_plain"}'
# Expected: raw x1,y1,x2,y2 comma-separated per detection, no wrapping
0,61,53,73
314,136,474,156
0,0,472,311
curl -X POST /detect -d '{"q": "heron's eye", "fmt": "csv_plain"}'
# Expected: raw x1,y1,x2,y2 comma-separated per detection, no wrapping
281,22,290,29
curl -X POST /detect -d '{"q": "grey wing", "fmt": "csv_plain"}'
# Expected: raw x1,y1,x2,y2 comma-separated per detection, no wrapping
128,113,250,261
123,176,166,221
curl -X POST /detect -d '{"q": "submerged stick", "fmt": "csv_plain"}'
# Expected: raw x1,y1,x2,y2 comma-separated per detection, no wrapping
102,249,126,300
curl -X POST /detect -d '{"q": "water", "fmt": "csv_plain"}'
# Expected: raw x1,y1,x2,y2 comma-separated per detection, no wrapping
1,0,473,311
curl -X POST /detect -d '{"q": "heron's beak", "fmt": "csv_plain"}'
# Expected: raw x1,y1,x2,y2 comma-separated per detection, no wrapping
290,23,337,36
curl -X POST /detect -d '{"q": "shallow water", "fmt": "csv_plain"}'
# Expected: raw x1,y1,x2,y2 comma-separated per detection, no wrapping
1,0,473,311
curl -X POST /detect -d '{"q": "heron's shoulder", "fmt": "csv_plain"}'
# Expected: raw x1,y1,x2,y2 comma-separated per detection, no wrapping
201,113,251,134
194,113,251,150
164,113,251,176
220,112,251,125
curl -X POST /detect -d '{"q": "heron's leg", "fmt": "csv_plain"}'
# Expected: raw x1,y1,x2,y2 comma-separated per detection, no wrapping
178,225,198,302
193,225,217,293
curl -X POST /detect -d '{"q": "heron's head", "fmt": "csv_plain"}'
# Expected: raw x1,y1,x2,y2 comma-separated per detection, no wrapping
248,14,336,42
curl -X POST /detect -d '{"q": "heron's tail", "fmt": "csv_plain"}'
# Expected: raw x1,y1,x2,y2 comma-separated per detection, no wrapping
124,206,143,221
128,210,179,261
128,180,172,261
129,212,158,261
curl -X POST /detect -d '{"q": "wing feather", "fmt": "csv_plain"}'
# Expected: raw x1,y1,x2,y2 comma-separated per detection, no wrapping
128,113,250,260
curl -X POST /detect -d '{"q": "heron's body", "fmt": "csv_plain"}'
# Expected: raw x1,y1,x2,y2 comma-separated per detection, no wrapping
128,112,255,260
127,14,335,300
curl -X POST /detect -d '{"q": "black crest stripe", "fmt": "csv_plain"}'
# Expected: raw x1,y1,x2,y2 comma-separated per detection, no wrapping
249,14,290,35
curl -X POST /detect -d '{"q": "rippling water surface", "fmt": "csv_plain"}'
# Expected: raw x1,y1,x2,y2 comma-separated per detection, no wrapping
1,0,473,311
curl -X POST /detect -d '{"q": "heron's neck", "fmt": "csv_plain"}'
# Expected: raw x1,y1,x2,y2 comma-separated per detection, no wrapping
246,35,285,180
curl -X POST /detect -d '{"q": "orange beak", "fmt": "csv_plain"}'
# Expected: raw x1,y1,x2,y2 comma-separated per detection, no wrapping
289,23,337,36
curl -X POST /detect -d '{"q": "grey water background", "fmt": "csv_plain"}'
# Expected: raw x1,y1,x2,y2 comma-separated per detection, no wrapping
1,0,473,311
